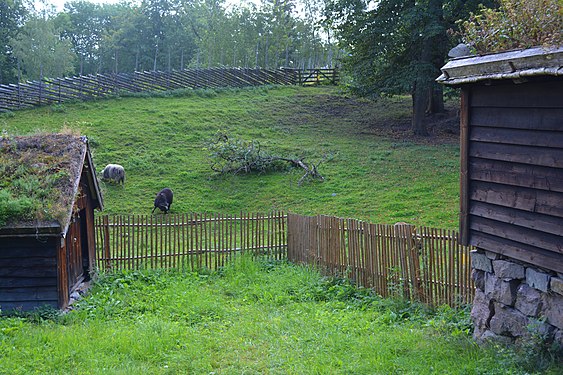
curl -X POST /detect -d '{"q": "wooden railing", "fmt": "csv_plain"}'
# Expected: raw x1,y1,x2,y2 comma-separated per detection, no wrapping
94,212,287,272
0,67,339,111
286,213,474,307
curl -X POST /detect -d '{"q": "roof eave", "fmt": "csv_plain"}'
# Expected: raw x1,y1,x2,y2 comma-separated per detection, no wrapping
437,46,563,86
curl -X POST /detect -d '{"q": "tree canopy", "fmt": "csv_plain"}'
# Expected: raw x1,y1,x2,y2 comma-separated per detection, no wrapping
324,0,495,135
0,0,338,82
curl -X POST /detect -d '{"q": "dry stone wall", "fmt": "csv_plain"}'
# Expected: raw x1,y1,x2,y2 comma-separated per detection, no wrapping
470,249,563,347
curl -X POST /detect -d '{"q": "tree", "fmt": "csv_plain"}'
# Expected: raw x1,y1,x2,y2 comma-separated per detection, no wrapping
325,0,495,136
11,16,76,80
0,0,28,84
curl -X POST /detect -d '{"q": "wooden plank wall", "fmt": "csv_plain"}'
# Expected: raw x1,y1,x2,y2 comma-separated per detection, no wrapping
94,212,287,272
0,68,339,111
286,214,474,307
0,238,59,311
464,79,563,273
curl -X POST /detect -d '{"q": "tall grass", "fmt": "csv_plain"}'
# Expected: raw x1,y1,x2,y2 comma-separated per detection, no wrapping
1,86,459,228
2,257,557,374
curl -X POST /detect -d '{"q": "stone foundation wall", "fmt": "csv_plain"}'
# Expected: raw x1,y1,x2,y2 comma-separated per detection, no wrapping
470,249,563,347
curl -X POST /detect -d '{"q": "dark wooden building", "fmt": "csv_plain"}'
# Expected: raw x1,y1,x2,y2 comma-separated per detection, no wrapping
438,46,563,273
0,134,103,311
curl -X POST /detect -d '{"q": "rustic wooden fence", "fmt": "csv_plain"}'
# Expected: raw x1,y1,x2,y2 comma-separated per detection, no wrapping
297,68,339,86
286,213,474,306
94,212,286,272
0,68,338,111
93,211,474,307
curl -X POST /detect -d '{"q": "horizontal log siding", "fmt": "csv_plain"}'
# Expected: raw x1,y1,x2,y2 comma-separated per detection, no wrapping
0,238,59,310
466,80,563,273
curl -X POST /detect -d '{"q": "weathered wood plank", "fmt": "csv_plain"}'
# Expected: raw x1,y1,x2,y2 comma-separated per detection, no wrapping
0,277,58,288
470,180,563,218
469,158,563,193
470,80,563,108
470,216,562,254
469,142,563,168
470,126,563,148
470,107,563,131
470,201,563,236
470,232,563,274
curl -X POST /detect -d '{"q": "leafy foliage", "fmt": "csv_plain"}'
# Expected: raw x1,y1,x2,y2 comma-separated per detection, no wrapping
460,0,562,54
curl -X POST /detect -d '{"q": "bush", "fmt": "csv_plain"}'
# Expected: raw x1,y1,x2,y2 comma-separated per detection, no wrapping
460,0,562,53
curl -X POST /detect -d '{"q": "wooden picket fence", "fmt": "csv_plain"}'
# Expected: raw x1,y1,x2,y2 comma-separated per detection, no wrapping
0,67,338,111
286,213,474,307
94,211,474,307
94,212,287,272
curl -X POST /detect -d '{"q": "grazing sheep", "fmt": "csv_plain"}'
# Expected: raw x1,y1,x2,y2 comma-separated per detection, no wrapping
152,188,173,214
101,164,125,185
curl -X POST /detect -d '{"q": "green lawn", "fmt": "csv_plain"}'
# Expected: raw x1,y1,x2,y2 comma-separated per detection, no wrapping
1,86,459,228
2,257,556,374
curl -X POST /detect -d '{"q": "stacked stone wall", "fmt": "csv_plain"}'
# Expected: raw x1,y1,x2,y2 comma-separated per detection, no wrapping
470,249,563,347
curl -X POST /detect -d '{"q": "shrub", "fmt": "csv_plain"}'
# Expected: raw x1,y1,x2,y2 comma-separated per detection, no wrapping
460,0,562,53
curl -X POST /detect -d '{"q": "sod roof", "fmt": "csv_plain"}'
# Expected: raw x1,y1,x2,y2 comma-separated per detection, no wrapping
0,133,102,235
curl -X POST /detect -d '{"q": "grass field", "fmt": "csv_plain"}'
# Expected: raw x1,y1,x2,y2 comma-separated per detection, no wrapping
1,85,460,228
2,257,559,374
1,88,560,373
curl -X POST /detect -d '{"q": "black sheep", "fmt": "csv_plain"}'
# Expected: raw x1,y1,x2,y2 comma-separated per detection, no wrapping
152,188,173,214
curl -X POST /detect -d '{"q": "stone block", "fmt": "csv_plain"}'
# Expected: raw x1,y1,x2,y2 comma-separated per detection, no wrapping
472,269,485,291
476,329,514,346
515,283,543,317
526,268,550,292
485,251,500,260
493,260,525,280
471,289,492,332
471,251,492,273
485,272,519,306
542,292,563,330
490,302,529,338
550,277,563,296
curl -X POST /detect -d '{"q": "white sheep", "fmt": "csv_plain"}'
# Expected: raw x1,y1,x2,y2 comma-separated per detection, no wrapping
101,164,125,185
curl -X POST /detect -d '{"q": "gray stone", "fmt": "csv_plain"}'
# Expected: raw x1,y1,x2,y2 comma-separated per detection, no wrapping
493,260,525,280
526,268,550,292
485,272,519,306
515,283,543,317
542,292,563,330
471,289,492,332
485,251,500,260
490,302,529,337
472,269,485,292
471,251,492,273
477,329,515,346
550,277,563,296
448,43,472,58
554,329,563,347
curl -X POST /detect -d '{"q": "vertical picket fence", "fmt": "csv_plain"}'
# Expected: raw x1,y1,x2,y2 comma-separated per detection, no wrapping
286,213,474,307
94,212,287,272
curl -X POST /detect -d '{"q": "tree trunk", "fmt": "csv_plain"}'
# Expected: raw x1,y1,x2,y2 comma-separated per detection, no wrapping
412,80,429,136
426,83,444,113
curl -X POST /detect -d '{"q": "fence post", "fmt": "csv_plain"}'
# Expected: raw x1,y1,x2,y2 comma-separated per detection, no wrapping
103,215,111,271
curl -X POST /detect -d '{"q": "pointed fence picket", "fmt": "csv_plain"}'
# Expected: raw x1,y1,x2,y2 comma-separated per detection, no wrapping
94,212,474,307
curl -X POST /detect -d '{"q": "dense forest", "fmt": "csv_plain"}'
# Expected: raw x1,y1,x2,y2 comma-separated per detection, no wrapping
1,0,338,83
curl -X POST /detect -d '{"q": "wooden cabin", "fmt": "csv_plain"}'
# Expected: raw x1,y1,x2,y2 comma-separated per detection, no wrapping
438,46,563,274
0,134,103,311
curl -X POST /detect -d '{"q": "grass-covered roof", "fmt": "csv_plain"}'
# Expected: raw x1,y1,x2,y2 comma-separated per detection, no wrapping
0,132,90,230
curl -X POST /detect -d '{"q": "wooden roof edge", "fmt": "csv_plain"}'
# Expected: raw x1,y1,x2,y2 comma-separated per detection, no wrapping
0,222,62,238
60,136,104,238
437,46,563,86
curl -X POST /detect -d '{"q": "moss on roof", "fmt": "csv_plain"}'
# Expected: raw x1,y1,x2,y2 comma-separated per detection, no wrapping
0,132,88,229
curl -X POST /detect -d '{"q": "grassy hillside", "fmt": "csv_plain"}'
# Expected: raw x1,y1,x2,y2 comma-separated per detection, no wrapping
1,86,460,228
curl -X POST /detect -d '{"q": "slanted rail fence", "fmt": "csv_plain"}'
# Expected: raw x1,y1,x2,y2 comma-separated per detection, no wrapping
0,68,338,111
94,212,474,307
